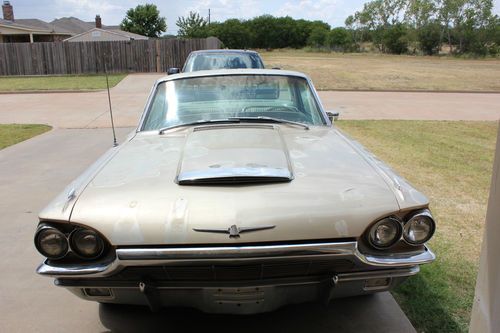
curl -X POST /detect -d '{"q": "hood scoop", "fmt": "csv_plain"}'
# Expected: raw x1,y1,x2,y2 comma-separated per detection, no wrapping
177,125,293,185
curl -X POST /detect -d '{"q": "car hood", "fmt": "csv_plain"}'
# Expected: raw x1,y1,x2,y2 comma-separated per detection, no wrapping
44,124,428,245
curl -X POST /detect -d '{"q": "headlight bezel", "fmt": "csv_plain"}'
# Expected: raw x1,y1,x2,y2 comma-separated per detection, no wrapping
34,225,69,260
402,210,436,245
34,222,109,261
69,228,105,259
365,209,436,251
367,217,403,249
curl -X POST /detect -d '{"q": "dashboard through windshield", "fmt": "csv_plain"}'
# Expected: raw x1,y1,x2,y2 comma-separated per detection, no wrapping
141,75,326,131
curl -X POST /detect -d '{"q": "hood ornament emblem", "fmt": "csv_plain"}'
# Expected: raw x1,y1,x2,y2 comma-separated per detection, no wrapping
193,224,275,238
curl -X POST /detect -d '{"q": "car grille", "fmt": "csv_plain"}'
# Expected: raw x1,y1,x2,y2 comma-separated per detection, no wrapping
113,259,354,282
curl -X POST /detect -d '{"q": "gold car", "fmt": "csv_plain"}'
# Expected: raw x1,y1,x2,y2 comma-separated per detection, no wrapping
35,69,435,314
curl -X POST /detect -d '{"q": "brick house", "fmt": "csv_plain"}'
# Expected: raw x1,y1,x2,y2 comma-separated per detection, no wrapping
0,1,147,43
0,1,72,42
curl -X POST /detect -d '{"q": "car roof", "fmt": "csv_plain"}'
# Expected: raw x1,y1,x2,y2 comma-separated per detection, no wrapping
189,49,259,55
158,69,310,83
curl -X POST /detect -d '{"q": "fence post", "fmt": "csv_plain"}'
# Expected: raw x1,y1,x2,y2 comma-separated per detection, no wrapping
155,39,161,73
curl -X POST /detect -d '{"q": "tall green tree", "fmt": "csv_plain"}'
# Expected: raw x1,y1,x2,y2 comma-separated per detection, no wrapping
418,20,442,54
382,23,409,53
176,11,209,38
307,26,329,47
327,27,354,51
120,4,167,38
351,0,408,51
208,19,253,48
248,15,282,48
347,0,498,55
405,0,437,27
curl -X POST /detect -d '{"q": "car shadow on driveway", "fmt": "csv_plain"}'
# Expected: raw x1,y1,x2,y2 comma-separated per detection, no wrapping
99,292,415,333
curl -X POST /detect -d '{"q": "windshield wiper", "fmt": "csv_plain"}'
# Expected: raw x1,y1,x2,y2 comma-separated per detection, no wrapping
158,119,240,134
229,116,309,130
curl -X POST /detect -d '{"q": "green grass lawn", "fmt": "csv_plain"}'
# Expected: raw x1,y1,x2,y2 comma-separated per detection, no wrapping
336,120,498,332
0,74,126,92
0,124,52,149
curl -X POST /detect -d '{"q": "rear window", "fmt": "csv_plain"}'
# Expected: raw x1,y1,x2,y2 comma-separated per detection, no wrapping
183,53,264,72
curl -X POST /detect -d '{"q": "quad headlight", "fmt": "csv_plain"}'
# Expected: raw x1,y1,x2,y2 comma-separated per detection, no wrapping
35,226,69,260
368,217,402,249
70,229,104,259
367,210,435,250
35,223,107,260
403,211,435,245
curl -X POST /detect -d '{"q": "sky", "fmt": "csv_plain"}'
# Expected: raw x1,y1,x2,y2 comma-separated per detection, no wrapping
8,0,500,35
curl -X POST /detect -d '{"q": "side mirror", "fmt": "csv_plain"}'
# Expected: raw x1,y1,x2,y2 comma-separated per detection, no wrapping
326,111,340,122
167,68,180,75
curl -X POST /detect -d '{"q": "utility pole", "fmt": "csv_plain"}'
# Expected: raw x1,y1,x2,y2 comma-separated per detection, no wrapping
208,8,211,25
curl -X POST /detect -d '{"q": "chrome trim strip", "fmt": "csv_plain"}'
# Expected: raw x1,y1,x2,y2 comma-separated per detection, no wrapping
361,246,435,266
37,242,435,278
37,260,121,277
177,167,292,184
193,224,276,237
55,267,418,290
117,241,357,260
336,266,419,282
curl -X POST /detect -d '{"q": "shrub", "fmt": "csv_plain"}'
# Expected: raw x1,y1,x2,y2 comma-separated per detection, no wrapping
382,23,409,54
418,22,442,55
327,27,354,52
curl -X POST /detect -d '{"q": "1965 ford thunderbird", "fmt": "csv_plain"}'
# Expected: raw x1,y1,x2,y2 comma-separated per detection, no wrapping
35,69,435,314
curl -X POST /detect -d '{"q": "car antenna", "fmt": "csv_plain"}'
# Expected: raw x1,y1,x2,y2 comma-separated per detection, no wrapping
104,56,118,147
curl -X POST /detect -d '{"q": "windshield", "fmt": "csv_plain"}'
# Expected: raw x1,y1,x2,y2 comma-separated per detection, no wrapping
141,75,326,131
183,53,264,72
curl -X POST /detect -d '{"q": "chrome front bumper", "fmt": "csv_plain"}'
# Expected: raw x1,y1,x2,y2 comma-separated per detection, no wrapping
38,241,434,314
57,266,420,314
37,241,435,278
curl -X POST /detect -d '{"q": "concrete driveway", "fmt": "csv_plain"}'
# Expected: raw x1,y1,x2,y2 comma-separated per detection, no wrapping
0,74,164,129
0,127,416,332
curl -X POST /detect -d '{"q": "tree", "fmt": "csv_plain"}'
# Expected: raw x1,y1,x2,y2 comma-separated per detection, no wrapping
176,11,209,38
350,0,409,51
120,4,166,38
307,27,329,48
405,0,437,28
343,0,498,56
418,20,442,54
327,28,354,51
457,0,495,54
382,23,409,53
209,19,253,49
248,15,282,49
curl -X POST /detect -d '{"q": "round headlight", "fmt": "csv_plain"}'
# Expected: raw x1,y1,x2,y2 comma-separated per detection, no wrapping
70,229,104,259
369,217,402,249
403,211,435,245
35,227,68,259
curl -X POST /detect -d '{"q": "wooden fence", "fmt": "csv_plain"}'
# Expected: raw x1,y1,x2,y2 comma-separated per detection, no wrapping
0,37,221,76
